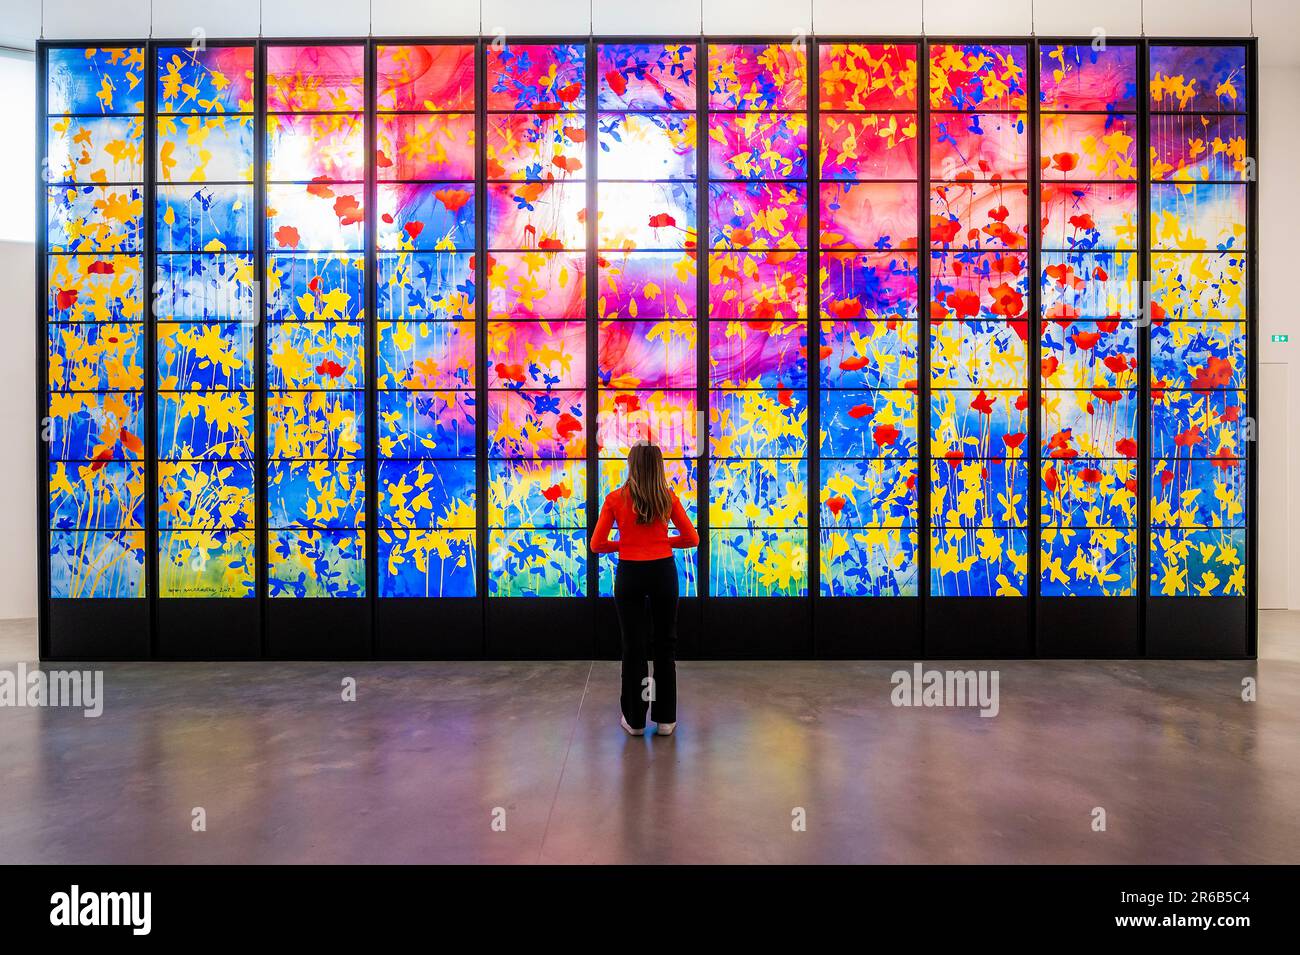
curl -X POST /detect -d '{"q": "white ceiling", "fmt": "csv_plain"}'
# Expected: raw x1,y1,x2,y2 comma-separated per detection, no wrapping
2,0,1299,65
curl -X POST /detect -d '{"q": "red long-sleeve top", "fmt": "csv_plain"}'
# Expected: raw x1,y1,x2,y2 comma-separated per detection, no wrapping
589,485,699,560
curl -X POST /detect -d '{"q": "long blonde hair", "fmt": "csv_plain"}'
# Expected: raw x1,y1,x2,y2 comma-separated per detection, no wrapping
625,443,673,524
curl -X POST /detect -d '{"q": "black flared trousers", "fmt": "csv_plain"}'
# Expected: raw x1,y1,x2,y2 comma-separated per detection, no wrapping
613,556,678,728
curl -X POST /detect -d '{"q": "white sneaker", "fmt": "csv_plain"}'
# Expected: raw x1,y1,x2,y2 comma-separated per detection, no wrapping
655,722,677,736
620,715,645,736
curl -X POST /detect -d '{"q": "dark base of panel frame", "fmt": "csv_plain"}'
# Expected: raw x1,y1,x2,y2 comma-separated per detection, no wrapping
265,598,372,659
46,599,150,660
815,597,922,659
925,598,1030,658
594,596,703,661
375,598,483,659
1146,597,1250,658
1037,597,1140,658
701,598,812,658
485,598,594,659
156,598,260,659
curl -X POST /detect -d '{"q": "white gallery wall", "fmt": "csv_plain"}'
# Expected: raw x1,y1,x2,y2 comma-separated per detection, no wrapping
1,0,1298,615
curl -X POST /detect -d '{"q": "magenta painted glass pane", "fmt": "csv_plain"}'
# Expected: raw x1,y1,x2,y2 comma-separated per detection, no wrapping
376,114,475,181
486,320,587,388
928,112,1028,181
597,43,697,111
485,251,586,319
1040,112,1138,181
708,44,806,111
157,46,255,113
1039,44,1138,112
819,43,918,111
707,251,808,320
486,44,586,111
708,183,808,249
707,113,808,179
376,44,475,112
929,251,1030,322
487,390,586,459
597,390,699,458
597,251,697,319
820,251,920,321
819,114,918,180
487,182,586,250
1149,45,1247,113
1041,182,1138,251
598,320,697,388
929,182,1029,250
266,45,365,112
487,113,586,180
929,44,1029,112
819,182,919,251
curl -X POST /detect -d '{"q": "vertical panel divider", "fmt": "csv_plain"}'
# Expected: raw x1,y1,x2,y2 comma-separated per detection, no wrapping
1246,36,1259,657
35,43,50,659
1027,38,1042,652
254,39,269,655
918,38,932,651
364,39,378,648
696,39,710,606
475,38,489,637
144,41,159,654
807,37,821,641
1137,38,1151,656
585,38,599,611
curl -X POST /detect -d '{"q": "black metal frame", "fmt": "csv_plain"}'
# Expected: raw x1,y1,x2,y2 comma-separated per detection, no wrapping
36,35,1258,662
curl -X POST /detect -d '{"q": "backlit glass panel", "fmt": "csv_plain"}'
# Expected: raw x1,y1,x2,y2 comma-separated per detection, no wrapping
928,43,1030,596
486,43,589,596
818,43,920,596
265,45,367,596
376,44,478,597
1038,43,1139,596
47,46,147,598
1148,44,1249,597
708,42,809,596
598,43,699,595
154,46,257,598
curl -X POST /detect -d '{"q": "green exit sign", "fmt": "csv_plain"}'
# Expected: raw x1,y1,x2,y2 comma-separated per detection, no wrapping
1272,334,1290,343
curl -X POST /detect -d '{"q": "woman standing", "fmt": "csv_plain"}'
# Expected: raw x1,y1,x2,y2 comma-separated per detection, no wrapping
589,443,699,736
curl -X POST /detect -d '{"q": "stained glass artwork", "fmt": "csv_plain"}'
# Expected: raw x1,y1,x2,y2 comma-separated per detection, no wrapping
706,43,809,596
931,42,1030,597
489,43,588,596
1148,45,1248,597
41,37,1254,636
266,45,366,597
820,44,919,596
1039,44,1138,596
377,46,477,597
46,47,147,598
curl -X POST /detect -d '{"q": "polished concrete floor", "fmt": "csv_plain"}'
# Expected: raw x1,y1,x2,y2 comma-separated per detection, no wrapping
1,614,1297,864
